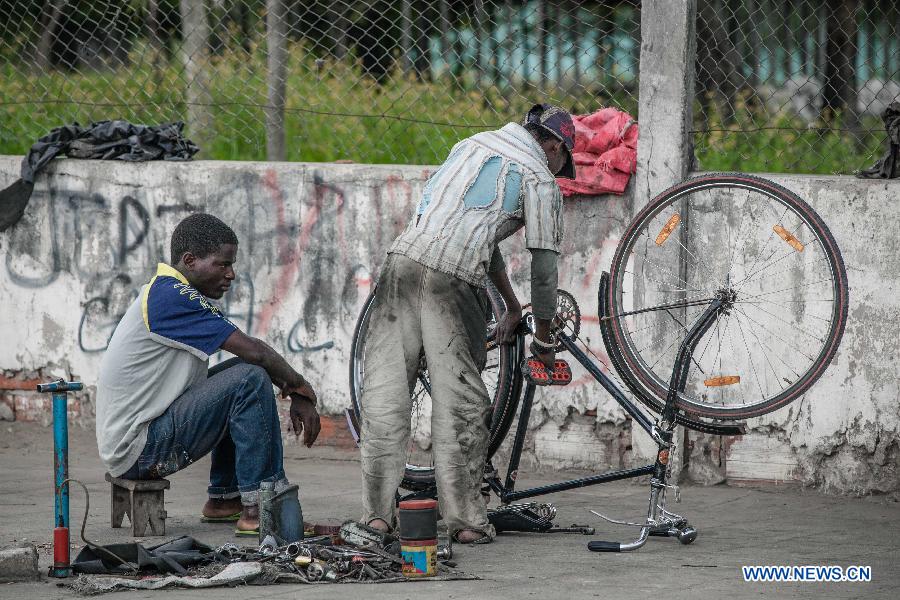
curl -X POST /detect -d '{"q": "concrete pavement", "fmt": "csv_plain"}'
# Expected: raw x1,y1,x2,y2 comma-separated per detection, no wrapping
1,421,897,599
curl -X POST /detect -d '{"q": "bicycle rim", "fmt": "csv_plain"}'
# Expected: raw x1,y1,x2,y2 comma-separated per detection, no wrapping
606,173,848,419
349,283,517,490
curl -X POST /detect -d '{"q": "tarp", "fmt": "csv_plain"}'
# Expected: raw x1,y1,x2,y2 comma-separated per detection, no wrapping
857,101,900,179
0,120,198,231
557,108,638,197
71,535,214,575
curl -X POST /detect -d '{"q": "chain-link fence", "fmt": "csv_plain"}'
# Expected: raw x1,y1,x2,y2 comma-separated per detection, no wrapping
0,0,640,165
693,0,899,175
2,1,894,173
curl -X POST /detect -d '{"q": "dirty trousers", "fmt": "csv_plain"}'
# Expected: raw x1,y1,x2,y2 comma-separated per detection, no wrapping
360,253,496,538
121,359,289,506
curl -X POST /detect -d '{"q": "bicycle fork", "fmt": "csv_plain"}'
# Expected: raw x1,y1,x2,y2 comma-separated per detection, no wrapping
588,299,723,552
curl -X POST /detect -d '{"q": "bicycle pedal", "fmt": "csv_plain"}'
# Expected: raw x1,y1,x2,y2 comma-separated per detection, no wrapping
522,358,572,386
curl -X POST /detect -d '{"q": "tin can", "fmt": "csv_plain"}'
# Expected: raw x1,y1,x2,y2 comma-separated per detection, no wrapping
401,538,437,577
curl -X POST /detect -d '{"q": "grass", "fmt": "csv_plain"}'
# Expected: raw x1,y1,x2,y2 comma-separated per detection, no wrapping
692,91,886,175
0,42,885,174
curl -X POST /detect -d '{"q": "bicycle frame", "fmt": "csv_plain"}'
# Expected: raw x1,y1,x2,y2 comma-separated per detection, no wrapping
388,272,748,550
475,273,746,551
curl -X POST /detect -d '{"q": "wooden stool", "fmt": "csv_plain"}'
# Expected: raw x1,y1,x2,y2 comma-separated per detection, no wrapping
105,473,169,536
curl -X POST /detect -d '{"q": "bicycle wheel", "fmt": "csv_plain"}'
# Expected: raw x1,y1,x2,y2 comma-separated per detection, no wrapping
349,283,519,490
605,173,848,420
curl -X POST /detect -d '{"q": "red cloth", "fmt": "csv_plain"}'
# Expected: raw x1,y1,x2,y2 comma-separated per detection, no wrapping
557,108,638,197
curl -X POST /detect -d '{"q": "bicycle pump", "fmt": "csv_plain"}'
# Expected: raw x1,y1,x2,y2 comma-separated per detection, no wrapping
37,379,83,577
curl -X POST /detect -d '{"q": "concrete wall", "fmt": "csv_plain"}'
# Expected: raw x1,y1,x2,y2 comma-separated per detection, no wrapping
0,156,897,496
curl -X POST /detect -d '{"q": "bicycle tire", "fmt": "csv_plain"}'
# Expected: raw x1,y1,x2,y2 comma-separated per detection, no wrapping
605,173,848,419
348,283,520,490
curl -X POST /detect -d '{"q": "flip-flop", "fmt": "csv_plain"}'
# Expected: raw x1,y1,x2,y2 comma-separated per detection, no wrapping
452,529,493,545
234,527,259,537
200,512,241,523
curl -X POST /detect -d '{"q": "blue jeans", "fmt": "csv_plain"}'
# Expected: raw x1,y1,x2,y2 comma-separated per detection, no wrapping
122,358,287,505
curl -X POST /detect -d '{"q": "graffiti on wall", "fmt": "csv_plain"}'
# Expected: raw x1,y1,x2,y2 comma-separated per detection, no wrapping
2,167,419,360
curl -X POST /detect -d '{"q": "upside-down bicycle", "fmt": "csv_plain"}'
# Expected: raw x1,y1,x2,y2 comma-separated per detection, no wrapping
345,173,848,552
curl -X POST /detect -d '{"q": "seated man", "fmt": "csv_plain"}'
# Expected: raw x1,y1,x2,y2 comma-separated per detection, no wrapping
95,213,320,535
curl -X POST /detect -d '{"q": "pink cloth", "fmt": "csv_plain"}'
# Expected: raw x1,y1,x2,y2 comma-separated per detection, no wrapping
557,108,638,197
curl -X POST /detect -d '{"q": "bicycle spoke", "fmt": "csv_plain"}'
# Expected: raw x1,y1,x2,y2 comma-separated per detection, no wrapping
624,269,703,296
629,306,706,355
682,195,724,288
729,305,819,364
740,299,827,343
645,308,708,371
632,244,704,293
737,298,833,324
730,306,805,382
733,242,829,292
738,277,837,302
731,313,766,404
733,309,785,394
740,204,791,287
725,187,753,283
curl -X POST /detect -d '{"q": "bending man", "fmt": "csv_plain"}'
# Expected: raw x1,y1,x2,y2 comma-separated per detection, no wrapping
361,104,575,544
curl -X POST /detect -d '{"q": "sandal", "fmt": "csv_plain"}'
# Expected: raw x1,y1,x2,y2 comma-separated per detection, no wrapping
234,527,259,537
200,512,241,523
452,529,493,545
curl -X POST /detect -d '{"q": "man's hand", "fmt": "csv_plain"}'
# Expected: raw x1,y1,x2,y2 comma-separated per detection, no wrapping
282,380,318,406
495,305,523,345
288,394,321,448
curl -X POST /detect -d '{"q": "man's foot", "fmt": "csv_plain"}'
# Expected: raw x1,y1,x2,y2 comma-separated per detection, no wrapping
367,518,390,533
453,529,492,544
235,504,260,536
201,497,242,522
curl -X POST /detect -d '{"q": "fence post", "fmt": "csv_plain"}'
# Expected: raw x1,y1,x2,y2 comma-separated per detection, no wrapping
265,0,287,162
179,0,212,157
632,0,698,480
635,0,697,205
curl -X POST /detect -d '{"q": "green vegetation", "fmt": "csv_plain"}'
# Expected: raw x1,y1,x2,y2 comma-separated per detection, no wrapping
0,44,883,174
693,91,885,175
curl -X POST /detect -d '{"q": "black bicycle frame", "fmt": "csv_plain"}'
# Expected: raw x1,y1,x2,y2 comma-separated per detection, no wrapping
483,287,734,506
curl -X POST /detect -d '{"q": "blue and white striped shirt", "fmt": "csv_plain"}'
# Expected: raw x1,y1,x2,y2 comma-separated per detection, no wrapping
390,123,564,286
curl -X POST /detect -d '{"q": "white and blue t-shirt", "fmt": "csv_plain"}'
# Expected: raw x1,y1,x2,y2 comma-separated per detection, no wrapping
96,263,237,476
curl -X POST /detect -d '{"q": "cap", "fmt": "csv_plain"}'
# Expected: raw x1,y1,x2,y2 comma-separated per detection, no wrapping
523,103,577,179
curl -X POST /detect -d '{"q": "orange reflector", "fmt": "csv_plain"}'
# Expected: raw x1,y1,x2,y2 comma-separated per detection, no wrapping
655,213,681,246
704,375,741,387
773,225,804,252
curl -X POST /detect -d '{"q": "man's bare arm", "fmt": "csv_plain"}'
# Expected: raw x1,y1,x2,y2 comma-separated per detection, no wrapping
220,330,317,404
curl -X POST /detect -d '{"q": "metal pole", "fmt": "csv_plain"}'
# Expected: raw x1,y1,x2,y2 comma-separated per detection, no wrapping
266,0,287,161
53,390,69,532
